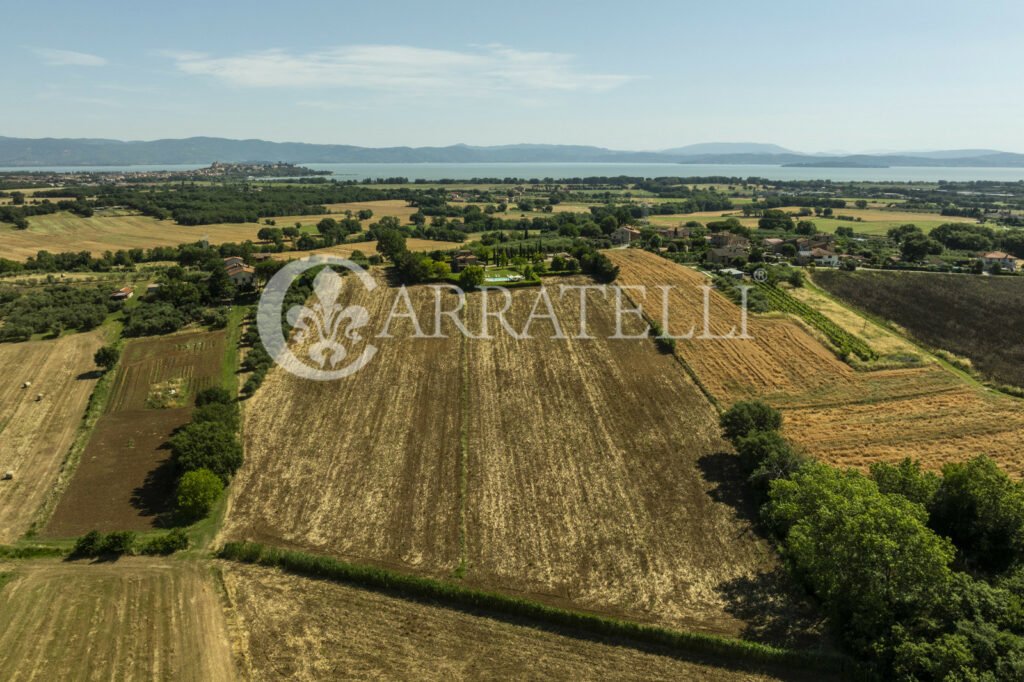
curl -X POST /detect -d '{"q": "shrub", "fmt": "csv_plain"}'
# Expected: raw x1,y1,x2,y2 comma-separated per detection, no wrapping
719,400,783,442
99,531,136,555
458,265,485,290
71,530,103,557
93,345,120,371
192,402,239,431
138,529,190,555
193,386,233,407
176,469,224,519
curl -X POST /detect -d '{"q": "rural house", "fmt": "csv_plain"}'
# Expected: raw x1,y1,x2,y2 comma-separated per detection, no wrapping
451,249,480,272
109,287,133,300
223,256,244,267
708,232,749,249
797,248,840,267
612,226,641,245
225,262,256,287
708,245,748,265
980,251,1018,272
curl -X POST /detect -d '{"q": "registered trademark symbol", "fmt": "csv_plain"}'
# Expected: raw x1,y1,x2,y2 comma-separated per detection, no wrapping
753,268,768,282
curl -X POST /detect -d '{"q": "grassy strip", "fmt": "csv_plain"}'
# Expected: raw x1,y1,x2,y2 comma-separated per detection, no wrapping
220,305,249,396
23,340,122,539
218,542,867,679
0,544,66,559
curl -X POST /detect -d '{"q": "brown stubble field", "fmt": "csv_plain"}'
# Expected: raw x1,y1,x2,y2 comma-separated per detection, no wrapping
0,331,104,543
607,249,1024,474
44,329,227,537
220,561,830,681
219,278,464,573
220,271,823,644
0,558,235,681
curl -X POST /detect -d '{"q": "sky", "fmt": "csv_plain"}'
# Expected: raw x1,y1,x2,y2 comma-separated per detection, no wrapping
2,0,1023,152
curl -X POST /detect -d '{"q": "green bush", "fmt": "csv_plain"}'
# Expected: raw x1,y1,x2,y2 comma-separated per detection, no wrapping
71,530,103,557
719,400,783,441
170,422,244,483
194,386,233,407
192,401,239,431
138,529,190,555
99,531,136,555
176,468,224,519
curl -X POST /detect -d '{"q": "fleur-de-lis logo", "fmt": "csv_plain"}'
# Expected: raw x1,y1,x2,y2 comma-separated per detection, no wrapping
287,268,370,369
257,256,378,381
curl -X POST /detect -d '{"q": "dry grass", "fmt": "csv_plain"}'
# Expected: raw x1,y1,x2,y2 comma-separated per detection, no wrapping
1,212,264,260
0,558,235,681
0,331,104,542
220,561,827,681
0,200,429,260
607,250,1024,475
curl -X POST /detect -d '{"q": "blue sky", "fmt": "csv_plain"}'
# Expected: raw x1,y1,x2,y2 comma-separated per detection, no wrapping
2,0,1022,152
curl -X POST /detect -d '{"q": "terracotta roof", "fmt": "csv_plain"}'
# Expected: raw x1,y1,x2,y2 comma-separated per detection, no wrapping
983,251,1013,259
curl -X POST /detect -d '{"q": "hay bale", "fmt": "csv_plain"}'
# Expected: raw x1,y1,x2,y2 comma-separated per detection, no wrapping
2,471,12,480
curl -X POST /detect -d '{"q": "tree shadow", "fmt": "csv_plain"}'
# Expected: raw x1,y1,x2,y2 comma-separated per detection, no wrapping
76,369,104,380
696,451,763,526
714,568,828,649
129,451,176,527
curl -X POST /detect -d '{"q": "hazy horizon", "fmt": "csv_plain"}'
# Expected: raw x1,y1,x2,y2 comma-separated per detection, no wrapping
3,0,1022,152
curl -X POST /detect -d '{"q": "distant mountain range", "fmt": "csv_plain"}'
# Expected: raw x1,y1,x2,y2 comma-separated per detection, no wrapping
2,136,1024,168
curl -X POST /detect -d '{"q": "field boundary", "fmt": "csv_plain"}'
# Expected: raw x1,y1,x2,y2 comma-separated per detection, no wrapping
218,541,868,679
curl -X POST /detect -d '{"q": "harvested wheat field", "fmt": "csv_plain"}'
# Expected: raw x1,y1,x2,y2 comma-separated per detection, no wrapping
44,329,227,537
219,277,464,574
609,249,854,403
221,562,828,681
1,212,265,260
460,279,817,640
608,250,1024,474
0,558,234,680
0,331,103,543
221,271,823,645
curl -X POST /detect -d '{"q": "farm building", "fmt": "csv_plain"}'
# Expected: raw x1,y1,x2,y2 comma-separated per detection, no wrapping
223,256,244,267
109,287,133,300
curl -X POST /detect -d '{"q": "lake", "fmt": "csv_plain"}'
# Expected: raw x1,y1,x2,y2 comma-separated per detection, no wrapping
3,162,1024,183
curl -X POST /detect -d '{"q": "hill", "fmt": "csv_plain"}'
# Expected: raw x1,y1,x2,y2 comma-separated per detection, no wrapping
3,136,1024,167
